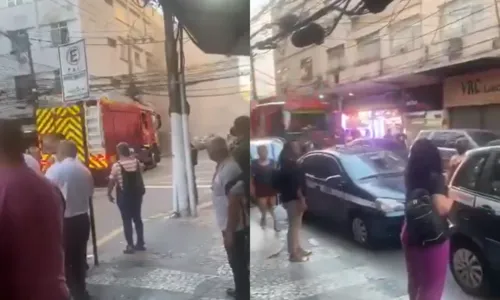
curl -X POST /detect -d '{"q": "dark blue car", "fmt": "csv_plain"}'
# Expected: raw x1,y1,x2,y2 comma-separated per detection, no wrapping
298,146,406,247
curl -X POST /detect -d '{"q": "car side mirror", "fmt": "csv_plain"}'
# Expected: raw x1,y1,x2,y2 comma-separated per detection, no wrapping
492,181,500,195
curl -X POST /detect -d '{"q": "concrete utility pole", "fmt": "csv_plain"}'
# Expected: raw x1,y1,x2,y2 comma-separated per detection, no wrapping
161,4,191,217
249,51,258,101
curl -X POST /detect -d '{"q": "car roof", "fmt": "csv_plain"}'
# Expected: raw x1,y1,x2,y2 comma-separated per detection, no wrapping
467,145,500,156
421,129,495,134
305,145,385,158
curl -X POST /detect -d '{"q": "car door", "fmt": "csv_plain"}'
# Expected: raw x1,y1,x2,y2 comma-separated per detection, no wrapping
473,151,500,267
317,155,346,220
300,154,325,215
449,152,490,240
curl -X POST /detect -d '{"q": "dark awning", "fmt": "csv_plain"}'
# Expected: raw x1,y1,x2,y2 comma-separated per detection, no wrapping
163,0,250,56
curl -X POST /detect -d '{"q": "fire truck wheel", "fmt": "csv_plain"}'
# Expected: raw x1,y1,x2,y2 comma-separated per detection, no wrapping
152,145,161,163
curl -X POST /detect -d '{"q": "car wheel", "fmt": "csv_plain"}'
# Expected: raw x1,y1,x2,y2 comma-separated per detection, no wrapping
350,215,372,247
450,242,492,297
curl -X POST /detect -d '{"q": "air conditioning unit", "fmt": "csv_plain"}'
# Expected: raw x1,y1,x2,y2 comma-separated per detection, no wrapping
447,37,463,60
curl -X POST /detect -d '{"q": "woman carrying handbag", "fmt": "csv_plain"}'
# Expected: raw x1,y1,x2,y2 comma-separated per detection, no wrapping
402,139,455,300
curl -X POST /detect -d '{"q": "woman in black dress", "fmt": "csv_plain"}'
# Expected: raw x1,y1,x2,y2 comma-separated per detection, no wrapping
277,140,311,262
251,145,278,231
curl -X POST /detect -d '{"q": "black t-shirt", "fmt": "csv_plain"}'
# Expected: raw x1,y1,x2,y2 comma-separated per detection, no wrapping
251,159,275,186
277,159,305,203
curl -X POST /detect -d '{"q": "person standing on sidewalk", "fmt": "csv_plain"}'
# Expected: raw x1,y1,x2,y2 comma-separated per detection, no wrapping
0,120,69,300
46,140,94,300
277,140,311,262
207,137,249,300
251,145,279,231
108,142,146,254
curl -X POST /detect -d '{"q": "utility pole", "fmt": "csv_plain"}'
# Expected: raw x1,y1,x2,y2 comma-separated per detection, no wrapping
249,51,258,101
161,4,190,217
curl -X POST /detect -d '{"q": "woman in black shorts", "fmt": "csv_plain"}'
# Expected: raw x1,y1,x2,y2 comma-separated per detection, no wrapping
251,145,279,231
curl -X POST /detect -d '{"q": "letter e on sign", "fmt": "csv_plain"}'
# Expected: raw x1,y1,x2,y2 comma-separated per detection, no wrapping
66,46,80,66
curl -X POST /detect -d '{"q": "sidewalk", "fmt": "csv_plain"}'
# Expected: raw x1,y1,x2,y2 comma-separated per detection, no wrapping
86,203,233,300
86,203,415,300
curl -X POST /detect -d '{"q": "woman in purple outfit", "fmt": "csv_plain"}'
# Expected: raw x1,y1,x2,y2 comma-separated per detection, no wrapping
402,139,455,300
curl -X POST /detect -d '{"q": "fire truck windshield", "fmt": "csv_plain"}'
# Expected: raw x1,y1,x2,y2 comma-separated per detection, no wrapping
286,112,327,133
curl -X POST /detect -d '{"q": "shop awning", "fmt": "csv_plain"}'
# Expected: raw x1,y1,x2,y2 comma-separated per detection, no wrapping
163,0,249,56
325,56,500,99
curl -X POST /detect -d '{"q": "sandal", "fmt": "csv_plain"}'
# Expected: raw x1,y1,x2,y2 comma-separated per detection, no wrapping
300,248,312,256
289,254,309,262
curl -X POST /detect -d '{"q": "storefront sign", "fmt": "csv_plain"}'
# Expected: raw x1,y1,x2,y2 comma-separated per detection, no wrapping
444,69,500,108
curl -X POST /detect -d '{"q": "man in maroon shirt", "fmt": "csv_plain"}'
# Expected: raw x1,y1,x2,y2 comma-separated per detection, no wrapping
0,120,69,300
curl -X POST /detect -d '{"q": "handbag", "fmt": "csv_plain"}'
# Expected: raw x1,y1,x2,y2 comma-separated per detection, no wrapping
404,188,449,247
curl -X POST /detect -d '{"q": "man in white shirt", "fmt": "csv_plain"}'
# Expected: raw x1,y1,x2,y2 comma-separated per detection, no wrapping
207,137,249,300
45,140,94,300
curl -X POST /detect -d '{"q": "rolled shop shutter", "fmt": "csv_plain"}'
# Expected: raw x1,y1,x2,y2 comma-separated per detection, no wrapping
482,105,500,132
449,106,481,129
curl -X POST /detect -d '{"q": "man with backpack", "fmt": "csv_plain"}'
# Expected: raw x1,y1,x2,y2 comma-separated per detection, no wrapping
107,142,146,254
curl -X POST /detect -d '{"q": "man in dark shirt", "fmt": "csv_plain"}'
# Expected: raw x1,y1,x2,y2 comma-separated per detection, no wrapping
0,120,69,299
230,116,250,200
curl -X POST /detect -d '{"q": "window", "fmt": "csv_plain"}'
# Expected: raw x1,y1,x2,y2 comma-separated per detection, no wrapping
134,51,141,66
415,130,432,140
452,153,489,191
326,45,345,71
107,38,117,47
430,131,466,148
341,151,406,180
300,57,313,82
14,74,35,101
7,0,23,7
357,32,380,63
119,41,128,61
390,18,422,54
146,53,154,70
468,131,500,147
50,22,69,46
302,155,339,179
440,0,486,39
489,154,500,197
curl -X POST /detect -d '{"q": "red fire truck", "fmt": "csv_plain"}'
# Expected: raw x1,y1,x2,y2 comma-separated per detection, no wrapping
36,96,162,185
251,95,333,148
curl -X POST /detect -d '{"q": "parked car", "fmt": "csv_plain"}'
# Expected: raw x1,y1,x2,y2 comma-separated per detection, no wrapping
448,145,500,297
414,129,500,167
346,138,408,160
298,146,406,247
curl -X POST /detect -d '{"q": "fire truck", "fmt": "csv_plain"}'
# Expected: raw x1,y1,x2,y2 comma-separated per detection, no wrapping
36,96,162,185
251,95,334,149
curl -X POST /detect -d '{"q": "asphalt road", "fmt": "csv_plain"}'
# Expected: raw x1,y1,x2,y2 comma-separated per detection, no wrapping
249,206,481,300
89,154,215,260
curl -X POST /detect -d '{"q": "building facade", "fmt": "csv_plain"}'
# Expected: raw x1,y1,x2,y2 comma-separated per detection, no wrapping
272,0,500,136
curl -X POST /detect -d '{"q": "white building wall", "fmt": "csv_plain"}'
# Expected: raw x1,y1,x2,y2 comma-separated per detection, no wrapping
272,0,500,92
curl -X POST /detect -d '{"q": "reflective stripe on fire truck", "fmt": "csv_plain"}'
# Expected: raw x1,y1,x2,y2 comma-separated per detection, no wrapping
36,105,87,164
84,103,108,169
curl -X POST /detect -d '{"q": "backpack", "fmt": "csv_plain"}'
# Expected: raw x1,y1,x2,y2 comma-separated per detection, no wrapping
118,161,145,197
404,188,449,247
225,172,249,228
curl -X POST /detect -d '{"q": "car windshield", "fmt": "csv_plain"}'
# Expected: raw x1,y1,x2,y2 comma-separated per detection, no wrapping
340,151,406,180
250,139,284,161
468,131,500,146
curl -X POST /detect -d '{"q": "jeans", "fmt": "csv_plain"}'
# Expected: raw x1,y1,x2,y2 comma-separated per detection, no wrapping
117,191,144,247
224,228,250,300
64,213,90,299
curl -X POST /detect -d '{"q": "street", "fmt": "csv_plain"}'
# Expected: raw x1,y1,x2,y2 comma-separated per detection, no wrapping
88,153,215,262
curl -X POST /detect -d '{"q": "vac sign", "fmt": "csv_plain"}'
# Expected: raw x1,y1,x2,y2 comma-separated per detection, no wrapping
58,39,89,102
